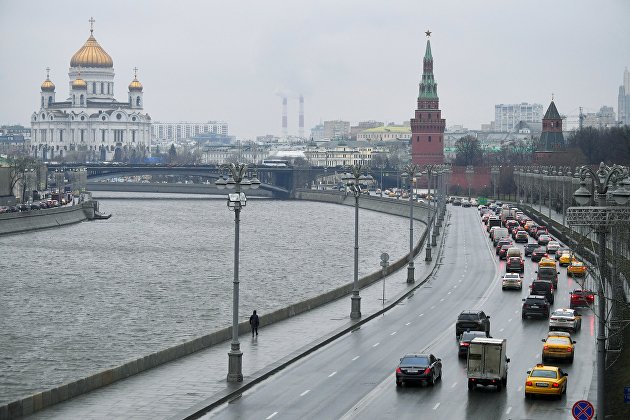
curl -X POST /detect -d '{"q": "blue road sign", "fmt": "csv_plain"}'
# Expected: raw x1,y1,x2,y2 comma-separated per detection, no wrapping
572,400,595,420
625,386,630,404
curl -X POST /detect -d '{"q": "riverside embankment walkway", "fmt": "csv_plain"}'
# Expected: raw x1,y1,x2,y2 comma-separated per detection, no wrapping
3,192,445,420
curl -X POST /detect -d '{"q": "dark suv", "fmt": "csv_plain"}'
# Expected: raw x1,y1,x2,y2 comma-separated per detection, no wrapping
537,266,559,288
530,279,554,304
506,256,524,273
522,295,551,319
524,243,539,257
455,310,491,338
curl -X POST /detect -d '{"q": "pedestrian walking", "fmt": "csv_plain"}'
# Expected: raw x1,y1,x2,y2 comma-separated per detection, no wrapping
249,310,259,336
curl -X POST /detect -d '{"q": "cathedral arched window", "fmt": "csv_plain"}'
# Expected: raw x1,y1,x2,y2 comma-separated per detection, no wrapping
80,95,85,105
48,97,52,106
93,82,96,93
428,136,432,142
107,84,110,94
136,97,141,107
101,83,104,94
41,97,44,108
73,94,76,105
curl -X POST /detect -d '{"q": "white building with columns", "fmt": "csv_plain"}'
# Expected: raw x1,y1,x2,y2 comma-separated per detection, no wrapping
31,20,151,162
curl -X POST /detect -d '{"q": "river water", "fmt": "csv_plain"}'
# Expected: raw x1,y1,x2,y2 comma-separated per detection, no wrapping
0,192,422,404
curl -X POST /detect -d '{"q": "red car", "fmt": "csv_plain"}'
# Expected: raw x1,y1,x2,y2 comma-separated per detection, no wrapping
570,290,595,308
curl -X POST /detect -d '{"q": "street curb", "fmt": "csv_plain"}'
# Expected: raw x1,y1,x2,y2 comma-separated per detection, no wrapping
173,210,450,420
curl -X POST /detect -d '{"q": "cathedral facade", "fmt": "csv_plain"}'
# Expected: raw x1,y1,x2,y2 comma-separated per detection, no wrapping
31,22,151,162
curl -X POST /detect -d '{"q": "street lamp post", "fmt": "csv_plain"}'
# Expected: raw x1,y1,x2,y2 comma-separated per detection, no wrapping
343,165,372,319
401,164,421,284
215,163,261,383
568,162,630,419
465,165,474,200
424,165,435,261
491,166,500,200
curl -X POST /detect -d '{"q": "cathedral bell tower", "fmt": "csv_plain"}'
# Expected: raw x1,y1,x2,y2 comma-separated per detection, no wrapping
40,67,55,109
410,30,445,166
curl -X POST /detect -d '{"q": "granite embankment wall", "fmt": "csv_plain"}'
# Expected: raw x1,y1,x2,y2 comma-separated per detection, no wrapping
0,202,95,237
0,192,434,419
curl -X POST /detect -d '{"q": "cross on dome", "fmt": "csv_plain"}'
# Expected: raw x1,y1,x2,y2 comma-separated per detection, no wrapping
45,67,50,78
133,67,138,78
89,17,95,33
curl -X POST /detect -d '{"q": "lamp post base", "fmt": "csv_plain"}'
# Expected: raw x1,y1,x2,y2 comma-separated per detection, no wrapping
425,246,432,261
227,345,243,382
407,263,415,283
431,233,437,246
350,293,361,319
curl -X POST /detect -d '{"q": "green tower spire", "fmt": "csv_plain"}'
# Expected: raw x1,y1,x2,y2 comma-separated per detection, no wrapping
419,34,438,100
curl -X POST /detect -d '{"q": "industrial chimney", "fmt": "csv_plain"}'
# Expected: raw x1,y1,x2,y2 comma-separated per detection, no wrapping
282,97,288,138
299,94,304,138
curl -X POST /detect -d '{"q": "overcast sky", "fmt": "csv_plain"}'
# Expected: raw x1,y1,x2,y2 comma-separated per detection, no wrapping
1,0,628,138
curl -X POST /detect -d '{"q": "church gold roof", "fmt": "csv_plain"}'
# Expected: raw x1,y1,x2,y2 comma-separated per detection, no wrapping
41,78,55,92
70,32,113,68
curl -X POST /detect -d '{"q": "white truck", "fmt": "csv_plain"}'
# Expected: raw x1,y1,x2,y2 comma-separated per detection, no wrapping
467,337,510,391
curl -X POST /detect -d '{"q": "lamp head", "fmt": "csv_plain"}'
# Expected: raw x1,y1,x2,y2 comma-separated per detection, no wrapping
226,176,236,189
573,180,592,206
249,174,261,190
612,176,630,205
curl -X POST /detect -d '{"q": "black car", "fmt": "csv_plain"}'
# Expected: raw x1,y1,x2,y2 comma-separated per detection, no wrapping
498,245,511,260
522,295,551,319
17,204,29,212
495,239,512,254
531,247,548,262
456,310,491,337
458,331,488,357
396,353,442,386
452,199,462,206
530,279,554,304
524,243,539,257
514,230,529,243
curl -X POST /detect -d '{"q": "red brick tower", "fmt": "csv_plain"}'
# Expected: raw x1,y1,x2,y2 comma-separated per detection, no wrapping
410,31,445,166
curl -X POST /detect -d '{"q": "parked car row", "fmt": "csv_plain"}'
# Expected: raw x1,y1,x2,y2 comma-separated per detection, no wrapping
0,199,62,214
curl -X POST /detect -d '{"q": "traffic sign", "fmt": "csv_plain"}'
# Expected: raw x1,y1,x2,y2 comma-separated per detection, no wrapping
625,386,630,404
572,400,595,420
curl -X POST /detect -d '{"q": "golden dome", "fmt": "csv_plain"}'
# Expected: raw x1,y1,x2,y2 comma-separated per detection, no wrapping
41,78,55,92
129,77,143,92
72,77,87,89
70,32,113,68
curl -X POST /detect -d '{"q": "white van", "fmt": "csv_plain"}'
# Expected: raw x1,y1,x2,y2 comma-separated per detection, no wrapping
492,227,509,245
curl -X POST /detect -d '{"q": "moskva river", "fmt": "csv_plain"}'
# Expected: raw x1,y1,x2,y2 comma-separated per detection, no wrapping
0,192,422,404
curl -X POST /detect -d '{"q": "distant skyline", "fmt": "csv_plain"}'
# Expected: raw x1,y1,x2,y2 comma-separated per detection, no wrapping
1,0,628,138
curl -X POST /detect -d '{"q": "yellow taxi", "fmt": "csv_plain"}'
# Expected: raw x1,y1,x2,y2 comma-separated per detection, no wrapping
568,260,587,277
524,364,568,399
558,251,573,266
542,331,576,363
538,257,557,269
524,220,535,231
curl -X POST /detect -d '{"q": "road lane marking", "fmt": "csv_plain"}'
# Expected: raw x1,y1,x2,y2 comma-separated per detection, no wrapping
440,298,444,302
266,413,278,419
352,356,360,361
506,406,512,415
518,386,523,391
391,331,397,336
499,328,504,332
451,382,457,388
328,371,337,377
459,279,462,283
430,305,436,309
419,313,424,317
515,310,519,314
300,390,310,396
405,322,411,326
372,343,380,348
508,318,513,322
448,291,452,295
433,403,440,410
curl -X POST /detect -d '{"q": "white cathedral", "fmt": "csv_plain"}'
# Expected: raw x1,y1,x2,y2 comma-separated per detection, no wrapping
31,20,151,162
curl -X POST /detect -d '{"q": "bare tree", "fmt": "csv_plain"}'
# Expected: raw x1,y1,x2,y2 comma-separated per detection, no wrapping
8,156,38,202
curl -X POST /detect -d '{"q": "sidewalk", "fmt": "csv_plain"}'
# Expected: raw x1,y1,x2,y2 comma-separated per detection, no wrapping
26,223,446,420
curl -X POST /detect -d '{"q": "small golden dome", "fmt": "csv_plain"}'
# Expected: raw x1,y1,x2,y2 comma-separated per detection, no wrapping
72,77,87,89
41,78,55,92
70,32,113,68
129,77,143,92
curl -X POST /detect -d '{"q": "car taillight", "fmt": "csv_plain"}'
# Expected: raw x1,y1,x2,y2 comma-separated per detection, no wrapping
396,367,401,374
543,346,548,350
552,383,559,388
567,347,572,352
424,368,431,375
526,381,532,386
461,342,470,346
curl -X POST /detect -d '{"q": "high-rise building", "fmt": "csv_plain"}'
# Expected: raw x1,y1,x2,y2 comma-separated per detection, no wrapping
618,67,630,126
410,31,445,166
494,103,543,132
31,20,151,162
152,121,228,142
323,120,350,140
